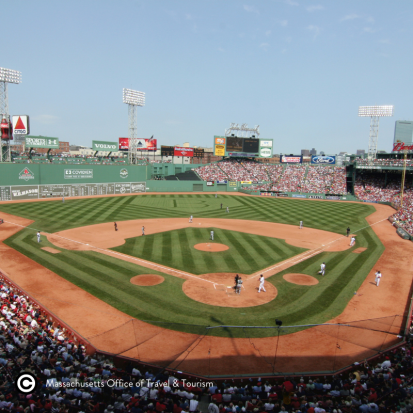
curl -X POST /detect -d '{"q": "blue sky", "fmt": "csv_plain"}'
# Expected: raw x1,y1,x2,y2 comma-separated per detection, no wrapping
3,1,412,154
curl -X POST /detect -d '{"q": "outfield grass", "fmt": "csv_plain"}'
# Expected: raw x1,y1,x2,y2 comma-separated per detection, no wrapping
111,227,307,275
0,194,384,337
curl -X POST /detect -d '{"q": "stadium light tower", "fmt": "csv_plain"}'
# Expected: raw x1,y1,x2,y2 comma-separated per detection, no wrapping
358,105,394,160
0,67,21,162
123,88,145,164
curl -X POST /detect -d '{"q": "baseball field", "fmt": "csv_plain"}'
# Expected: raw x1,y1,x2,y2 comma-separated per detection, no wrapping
0,193,411,375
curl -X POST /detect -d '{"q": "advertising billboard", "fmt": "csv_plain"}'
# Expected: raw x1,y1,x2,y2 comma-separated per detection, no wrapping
118,138,157,151
311,155,336,164
25,136,59,149
174,147,194,157
93,140,118,152
280,155,303,163
12,115,30,135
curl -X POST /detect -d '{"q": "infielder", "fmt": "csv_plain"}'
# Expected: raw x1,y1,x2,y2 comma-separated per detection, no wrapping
62,196,65,203
226,206,229,213
114,222,118,231
142,226,145,236
318,262,326,276
375,270,382,287
350,236,356,246
299,221,303,229
210,230,214,241
189,215,193,223
37,231,41,243
258,274,266,293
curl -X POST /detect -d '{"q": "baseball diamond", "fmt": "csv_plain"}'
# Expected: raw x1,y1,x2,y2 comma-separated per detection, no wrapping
0,188,411,377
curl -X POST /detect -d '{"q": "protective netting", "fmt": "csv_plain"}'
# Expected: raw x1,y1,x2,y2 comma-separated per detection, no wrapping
88,315,407,377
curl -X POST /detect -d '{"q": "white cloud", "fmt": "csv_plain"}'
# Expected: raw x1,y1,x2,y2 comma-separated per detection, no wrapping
307,25,321,38
32,115,59,125
341,14,360,21
363,27,375,33
285,0,299,6
306,5,324,12
366,16,375,23
260,42,270,51
279,20,288,27
243,5,259,14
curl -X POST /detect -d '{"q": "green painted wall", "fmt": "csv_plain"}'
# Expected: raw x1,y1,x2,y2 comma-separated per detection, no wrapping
0,163,149,186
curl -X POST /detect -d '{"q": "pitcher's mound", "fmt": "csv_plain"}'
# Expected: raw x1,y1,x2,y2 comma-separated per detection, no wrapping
183,273,277,308
283,273,319,286
194,243,229,252
130,274,164,286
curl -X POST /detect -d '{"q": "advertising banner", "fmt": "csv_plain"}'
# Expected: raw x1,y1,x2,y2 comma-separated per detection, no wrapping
93,141,118,152
292,194,307,198
241,181,252,184
214,145,225,156
273,193,288,197
11,185,39,200
174,147,194,157
25,136,59,149
280,155,302,163
308,195,324,199
12,115,30,135
64,169,93,179
260,147,272,158
216,180,228,184
311,155,336,164
206,181,214,186
119,138,129,151
229,181,237,187
214,136,226,145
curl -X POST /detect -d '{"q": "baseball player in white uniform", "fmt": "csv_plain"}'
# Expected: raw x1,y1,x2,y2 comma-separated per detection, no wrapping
189,215,193,223
142,226,145,236
226,206,229,213
299,221,303,229
210,230,214,240
318,262,326,276
375,271,382,287
350,236,356,246
258,274,266,293
37,231,41,243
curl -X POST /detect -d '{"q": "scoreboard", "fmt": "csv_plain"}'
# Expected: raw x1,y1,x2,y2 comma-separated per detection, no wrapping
214,136,273,158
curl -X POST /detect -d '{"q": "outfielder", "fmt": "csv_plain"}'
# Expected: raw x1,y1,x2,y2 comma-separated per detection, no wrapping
37,231,41,243
350,236,356,246
375,270,382,287
226,206,229,213
210,230,214,240
258,274,266,293
189,215,193,223
318,262,326,276
142,226,145,236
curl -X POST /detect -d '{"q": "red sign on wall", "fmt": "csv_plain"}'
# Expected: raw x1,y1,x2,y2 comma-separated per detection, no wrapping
393,142,413,152
119,137,129,151
174,147,194,157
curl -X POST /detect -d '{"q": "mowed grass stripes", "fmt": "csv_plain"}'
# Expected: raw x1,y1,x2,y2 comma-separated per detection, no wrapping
0,194,385,338
0,194,375,235
111,228,307,275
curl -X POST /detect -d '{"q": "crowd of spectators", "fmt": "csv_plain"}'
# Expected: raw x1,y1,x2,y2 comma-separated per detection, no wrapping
355,158,413,167
391,190,413,235
207,347,413,413
354,174,408,203
272,165,307,193
301,167,347,195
